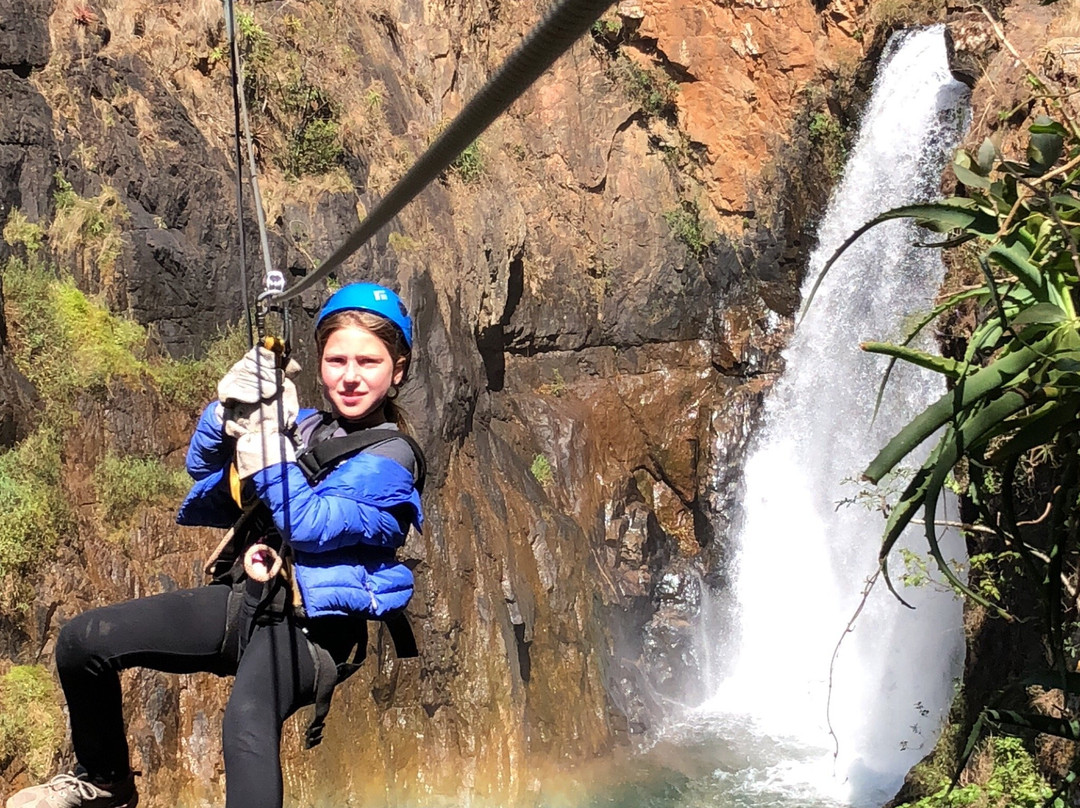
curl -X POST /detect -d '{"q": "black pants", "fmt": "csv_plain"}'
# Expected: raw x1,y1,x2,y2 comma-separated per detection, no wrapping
54,584,319,808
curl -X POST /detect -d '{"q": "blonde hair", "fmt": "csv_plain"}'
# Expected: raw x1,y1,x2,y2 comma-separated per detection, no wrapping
316,309,412,430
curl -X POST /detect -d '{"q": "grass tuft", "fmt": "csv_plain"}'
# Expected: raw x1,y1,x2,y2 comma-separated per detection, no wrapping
95,454,191,529
0,665,64,779
0,427,72,580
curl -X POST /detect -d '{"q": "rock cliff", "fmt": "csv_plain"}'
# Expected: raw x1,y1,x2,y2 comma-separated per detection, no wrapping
1,0,1052,804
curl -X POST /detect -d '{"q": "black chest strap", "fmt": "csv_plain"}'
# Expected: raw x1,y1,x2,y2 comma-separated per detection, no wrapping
296,429,427,493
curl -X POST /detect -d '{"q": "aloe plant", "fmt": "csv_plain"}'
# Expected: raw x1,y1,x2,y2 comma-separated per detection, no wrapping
811,112,1080,774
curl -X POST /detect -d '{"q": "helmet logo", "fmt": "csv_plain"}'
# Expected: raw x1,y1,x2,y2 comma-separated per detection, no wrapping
373,290,389,301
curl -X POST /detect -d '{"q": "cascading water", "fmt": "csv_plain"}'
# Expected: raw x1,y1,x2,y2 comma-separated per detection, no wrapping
540,25,974,808
692,25,972,808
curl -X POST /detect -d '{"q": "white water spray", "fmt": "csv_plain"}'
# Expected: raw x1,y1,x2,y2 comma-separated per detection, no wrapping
699,27,971,807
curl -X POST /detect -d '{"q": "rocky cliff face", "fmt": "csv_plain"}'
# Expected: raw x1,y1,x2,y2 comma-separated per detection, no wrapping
0,0,985,803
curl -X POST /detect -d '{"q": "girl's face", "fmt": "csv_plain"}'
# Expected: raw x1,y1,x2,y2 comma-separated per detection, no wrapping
320,325,406,422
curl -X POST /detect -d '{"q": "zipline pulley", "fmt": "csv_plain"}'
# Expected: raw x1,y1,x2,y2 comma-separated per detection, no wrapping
256,278,292,360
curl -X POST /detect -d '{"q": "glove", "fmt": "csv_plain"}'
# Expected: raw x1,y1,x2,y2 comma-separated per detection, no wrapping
218,346,301,405
223,375,300,437
234,427,297,479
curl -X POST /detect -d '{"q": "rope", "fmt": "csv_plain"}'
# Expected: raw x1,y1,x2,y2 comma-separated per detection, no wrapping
271,0,615,303
224,0,284,333
223,0,254,345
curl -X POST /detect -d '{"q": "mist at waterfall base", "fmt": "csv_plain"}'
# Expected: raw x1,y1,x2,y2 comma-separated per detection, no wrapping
539,27,971,808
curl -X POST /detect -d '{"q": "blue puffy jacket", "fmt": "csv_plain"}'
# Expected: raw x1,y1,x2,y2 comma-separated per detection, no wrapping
177,403,422,618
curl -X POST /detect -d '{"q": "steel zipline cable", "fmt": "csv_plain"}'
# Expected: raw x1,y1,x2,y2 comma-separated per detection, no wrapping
270,0,616,304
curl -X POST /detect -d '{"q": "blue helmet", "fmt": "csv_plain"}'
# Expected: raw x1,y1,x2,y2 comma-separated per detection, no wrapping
316,282,413,348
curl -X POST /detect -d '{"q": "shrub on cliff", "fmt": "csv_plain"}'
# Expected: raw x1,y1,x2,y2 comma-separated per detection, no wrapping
94,453,192,531
897,736,1060,808
0,227,247,586
1,251,245,409
0,427,72,582
0,665,64,780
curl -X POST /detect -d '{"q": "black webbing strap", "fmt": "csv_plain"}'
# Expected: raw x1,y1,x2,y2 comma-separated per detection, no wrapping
304,640,339,749
385,612,418,659
303,612,417,749
296,430,427,493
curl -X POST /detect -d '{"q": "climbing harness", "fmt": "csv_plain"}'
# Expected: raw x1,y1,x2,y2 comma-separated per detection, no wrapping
202,421,426,748
296,425,427,492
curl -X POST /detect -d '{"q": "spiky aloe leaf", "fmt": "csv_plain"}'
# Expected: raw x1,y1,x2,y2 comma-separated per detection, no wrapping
1049,194,1080,211
1029,117,1071,138
953,157,991,190
976,138,997,172
982,708,1080,740
878,389,1046,608
863,330,1059,484
1011,302,1070,326
801,200,1000,319
918,405,1025,615
865,301,990,421
1028,116,1065,171
861,342,965,380
987,240,1057,305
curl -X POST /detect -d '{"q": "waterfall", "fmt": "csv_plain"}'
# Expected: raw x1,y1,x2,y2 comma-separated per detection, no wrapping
699,27,972,807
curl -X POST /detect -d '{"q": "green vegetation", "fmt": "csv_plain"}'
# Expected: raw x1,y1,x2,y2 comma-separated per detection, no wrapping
896,736,1060,808
237,9,343,178
537,369,567,398
814,103,1080,798
2,256,144,401
590,16,623,43
613,55,678,119
0,427,72,580
0,666,64,779
663,202,713,260
95,454,191,528
285,117,343,177
809,111,848,180
0,224,248,580
388,232,419,252
530,454,554,486
50,173,129,282
1,252,246,408
451,140,485,184
2,209,45,255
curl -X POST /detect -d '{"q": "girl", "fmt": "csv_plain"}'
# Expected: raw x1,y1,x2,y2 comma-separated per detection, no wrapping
6,282,423,808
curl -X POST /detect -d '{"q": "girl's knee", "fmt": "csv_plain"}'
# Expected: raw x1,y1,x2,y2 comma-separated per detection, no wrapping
55,612,96,669
223,696,279,757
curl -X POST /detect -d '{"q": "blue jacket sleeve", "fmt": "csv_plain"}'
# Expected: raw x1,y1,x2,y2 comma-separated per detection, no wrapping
251,453,422,554
175,468,242,527
175,401,242,528
186,402,233,480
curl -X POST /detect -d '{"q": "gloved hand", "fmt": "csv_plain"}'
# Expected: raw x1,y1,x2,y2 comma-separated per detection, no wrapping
218,346,302,478
223,376,300,438
217,346,301,405
233,426,297,479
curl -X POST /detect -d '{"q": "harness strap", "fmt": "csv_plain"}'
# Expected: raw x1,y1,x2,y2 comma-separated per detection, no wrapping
296,429,427,492
221,583,246,670
384,612,419,659
304,640,339,749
